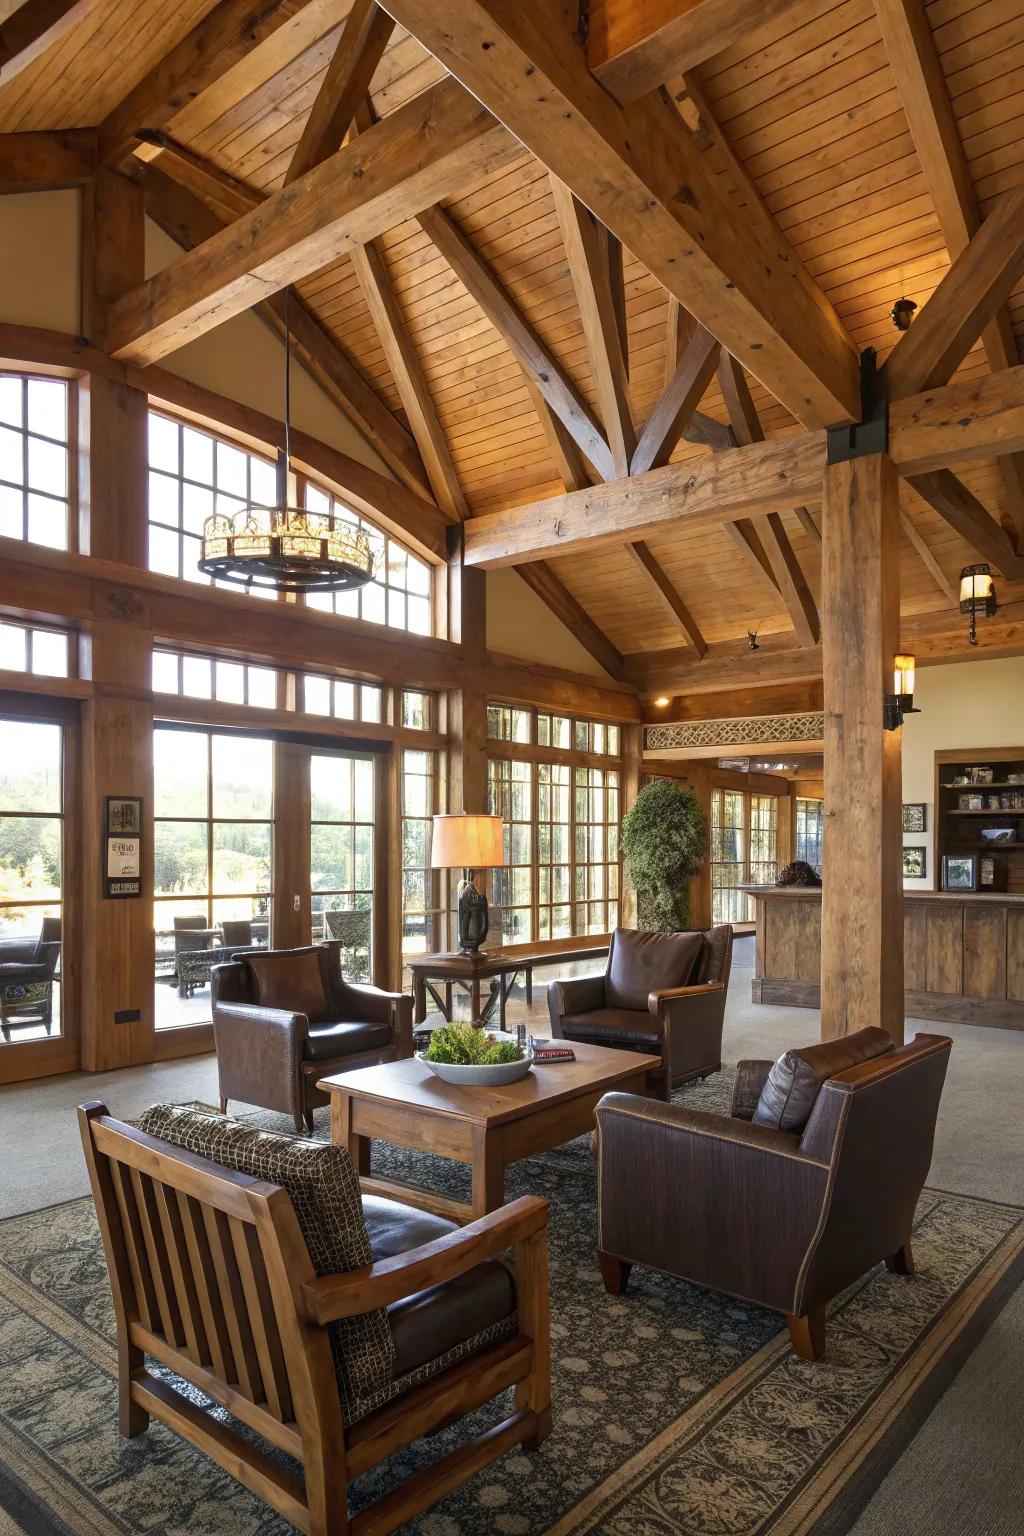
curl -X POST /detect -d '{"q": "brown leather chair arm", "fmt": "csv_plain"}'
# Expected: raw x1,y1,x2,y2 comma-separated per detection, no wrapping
650,982,727,1091
596,1092,822,1162
547,974,606,1035
299,1194,549,1322
647,981,723,1013
212,1002,308,1116
731,1059,774,1120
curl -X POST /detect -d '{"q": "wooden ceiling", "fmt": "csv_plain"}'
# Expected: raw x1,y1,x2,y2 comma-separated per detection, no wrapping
2,0,1024,679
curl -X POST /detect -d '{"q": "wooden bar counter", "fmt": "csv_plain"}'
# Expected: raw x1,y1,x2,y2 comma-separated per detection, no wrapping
743,887,1024,1031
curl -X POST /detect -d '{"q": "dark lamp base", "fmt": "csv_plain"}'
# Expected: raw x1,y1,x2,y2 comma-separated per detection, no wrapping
457,871,490,953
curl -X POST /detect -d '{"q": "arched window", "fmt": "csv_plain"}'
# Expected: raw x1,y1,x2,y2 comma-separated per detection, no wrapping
302,480,433,635
0,374,70,549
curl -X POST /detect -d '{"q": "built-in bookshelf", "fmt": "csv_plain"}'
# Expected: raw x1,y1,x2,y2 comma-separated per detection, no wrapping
935,749,1024,894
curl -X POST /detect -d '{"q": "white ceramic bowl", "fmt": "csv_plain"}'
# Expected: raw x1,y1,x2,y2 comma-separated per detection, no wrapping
420,1052,534,1086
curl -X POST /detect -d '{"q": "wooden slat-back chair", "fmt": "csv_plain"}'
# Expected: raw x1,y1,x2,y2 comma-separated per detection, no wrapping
79,1102,551,1536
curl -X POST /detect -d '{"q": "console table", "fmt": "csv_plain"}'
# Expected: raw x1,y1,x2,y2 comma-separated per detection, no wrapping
408,943,609,1031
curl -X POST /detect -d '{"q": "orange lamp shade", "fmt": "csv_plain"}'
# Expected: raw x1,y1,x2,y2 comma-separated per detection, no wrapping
430,813,504,870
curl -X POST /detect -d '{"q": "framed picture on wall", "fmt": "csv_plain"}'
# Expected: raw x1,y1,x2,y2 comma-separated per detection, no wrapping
902,846,926,879
942,854,977,892
902,803,926,833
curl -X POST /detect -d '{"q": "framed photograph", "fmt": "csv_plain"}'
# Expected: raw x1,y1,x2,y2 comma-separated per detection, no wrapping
979,854,1008,891
902,803,926,833
942,854,977,892
902,846,926,879
979,826,1017,845
104,795,143,899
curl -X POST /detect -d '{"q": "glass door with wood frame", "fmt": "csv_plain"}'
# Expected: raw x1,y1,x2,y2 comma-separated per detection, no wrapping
0,718,64,1044
711,787,780,925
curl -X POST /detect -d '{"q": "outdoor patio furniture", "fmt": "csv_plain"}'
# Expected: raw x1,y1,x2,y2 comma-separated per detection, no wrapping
322,907,372,980
0,917,61,1036
176,945,230,999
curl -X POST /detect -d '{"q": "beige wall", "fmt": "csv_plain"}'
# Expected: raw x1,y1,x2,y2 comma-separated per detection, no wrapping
486,566,610,678
901,655,1024,889
0,190,80,334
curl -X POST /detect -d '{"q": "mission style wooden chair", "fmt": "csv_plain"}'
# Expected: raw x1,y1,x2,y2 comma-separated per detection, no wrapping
79,1103,551,1536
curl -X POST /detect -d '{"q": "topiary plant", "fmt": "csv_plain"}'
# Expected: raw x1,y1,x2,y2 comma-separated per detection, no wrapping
621,778,706,932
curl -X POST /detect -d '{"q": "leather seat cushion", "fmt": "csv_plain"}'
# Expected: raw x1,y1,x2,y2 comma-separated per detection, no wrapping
361,1196,517,1383
247,949,328,1022
605,928,704,1011
559,1007,662,1047
303,1020,393,1061
752,1026,894,1133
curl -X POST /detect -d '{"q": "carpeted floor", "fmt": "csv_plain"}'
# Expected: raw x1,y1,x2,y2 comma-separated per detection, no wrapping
1,1073,1023,1536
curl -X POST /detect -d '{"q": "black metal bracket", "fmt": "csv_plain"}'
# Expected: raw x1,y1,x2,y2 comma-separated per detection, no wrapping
826,348,889,464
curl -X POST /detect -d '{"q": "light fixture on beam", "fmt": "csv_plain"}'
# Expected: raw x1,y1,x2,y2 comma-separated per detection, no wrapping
884,653,920,732
199,288,374,593
890,296,917,331
653,696,671,708
959,563,997,646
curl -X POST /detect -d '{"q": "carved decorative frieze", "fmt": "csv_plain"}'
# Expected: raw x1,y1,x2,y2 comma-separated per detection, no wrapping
645,712,825,752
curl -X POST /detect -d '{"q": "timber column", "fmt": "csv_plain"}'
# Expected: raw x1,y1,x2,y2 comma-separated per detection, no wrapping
79,168,156,1070
820,448,904,1043
446,524,488,814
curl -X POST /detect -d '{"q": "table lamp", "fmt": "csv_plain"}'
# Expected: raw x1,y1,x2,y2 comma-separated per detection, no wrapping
430,812,505,953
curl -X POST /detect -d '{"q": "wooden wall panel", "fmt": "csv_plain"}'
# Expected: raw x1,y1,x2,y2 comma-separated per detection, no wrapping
1007,909,1024,1002
926,902,964,995
962,903,1007,999
904,902,928,992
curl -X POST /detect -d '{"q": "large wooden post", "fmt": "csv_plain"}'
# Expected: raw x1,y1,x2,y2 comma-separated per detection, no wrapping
446,525,488,815
619,723,643,926
820,451,905,1042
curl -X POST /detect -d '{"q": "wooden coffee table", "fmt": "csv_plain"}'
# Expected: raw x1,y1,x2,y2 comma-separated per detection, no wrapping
318,1042,659,1223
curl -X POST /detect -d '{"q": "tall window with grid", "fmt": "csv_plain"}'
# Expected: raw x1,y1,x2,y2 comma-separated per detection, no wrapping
310,752,375,981
302,482,432,633
147,413,278,590
537,762,571,940
0,718,64,1040
795,797,824,874
0,375,70,549
711,788,747,926
0,622,69,678
574,766,620,934
487,758,533,943
401,749,442,980
748,794,779,891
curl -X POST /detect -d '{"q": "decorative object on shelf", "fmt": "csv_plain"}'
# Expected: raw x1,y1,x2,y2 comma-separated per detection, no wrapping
421,1021,531,1084
621,778,705,930
902,846,926,880
942,854,978,892
979,854,1008,891
890,296,917,330
430,812,505,954
884,653,919,732
902,803,926,833
959,564,997,646
979,827,1017,846
198,287,373,593
777,860,822,887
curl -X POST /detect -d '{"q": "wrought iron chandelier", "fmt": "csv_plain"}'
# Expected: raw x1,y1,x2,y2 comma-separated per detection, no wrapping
198,288,374,593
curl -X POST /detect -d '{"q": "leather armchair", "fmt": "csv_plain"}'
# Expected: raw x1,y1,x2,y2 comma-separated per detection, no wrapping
595,1029,952,1359
212,942,413,1131
547,925,733,1099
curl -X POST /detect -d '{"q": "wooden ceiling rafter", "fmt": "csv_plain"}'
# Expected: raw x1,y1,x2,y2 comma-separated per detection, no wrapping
625,540,707,659
0,0,94,84
899,509,956,604
515,560,626,682
283,0,394,186
379,0,861,429
873,0,1024,542
906,471,1024,583
631,325,720,477
134,146,435,501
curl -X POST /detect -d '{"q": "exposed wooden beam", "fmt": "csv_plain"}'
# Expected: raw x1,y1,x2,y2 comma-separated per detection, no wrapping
515,562,626,680
0,128,95,189
418,202,615,482
875,0,1024,537
723,519,782,595
105,78,513,364
137,159,434,501
882,187,1024,399
905,470,1024,582
549,176,635,477
284,0,395,185
97,0,316,168
887,365,1024,474
464,433,827,567
132,131,258,219
900,509,956,602
524,379,593,493
631,325,720,475
663,296,690,387
587,0,803,105
625,541,707,657
381,0,860,428
0,0,93,83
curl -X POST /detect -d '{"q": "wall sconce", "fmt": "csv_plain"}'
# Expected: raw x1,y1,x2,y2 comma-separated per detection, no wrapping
653,696,670,708
890,296,917,331
959,563,997,646
884,653,920,731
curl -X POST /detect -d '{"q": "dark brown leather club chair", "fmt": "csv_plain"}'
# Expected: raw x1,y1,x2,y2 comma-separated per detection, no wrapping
595,1027,952,1359
547,925,733,1099
212,942,413,1131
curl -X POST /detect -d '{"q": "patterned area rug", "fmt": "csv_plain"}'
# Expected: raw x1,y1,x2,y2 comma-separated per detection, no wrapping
1,1071,1022,1536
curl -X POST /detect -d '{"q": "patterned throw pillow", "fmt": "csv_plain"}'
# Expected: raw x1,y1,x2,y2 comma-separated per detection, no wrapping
133,1104,394,1414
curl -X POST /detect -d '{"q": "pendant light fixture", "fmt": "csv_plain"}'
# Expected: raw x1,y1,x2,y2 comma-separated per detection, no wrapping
199,288,374,593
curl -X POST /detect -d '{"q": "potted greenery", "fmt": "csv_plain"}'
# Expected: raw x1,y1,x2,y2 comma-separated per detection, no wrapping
621,778,706,931
422,1021,531,1084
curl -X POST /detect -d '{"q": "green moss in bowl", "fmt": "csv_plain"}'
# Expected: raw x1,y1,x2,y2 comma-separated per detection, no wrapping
426,1022,524,1066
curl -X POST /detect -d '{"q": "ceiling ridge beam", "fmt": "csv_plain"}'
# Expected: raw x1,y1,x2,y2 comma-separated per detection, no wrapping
0,127,96,189
380,0,860,428
104,77,514,365
875,0,1024,539
417,202,616,483
625,541,707,658
136,156,435,501
284,0,394,186
549,175,635,478
516,561,626,680
632,325,720,476
97,0,318,169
